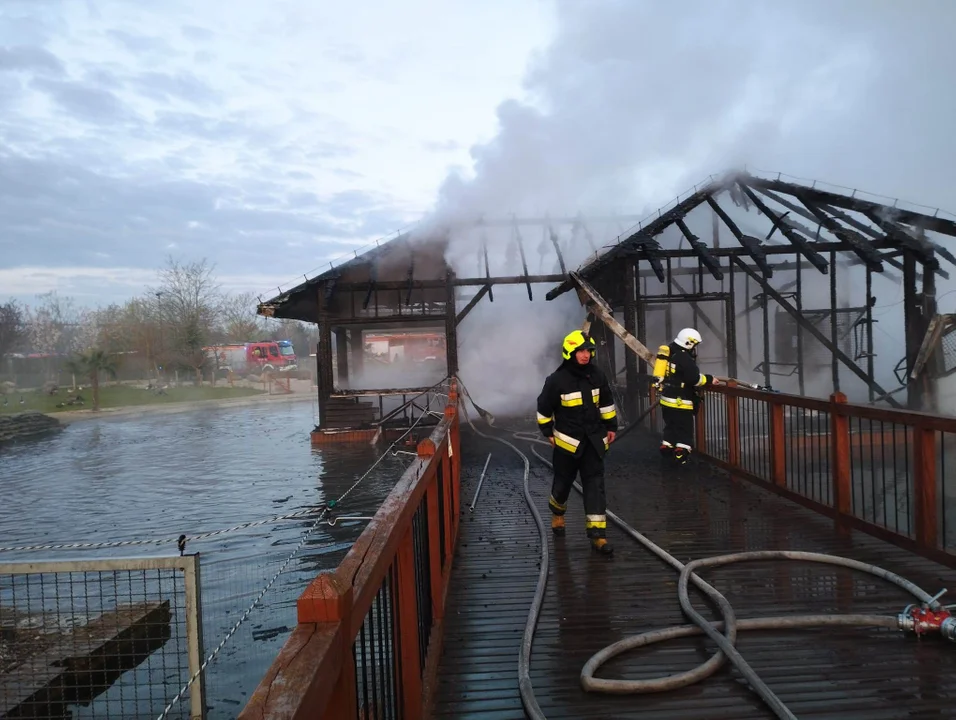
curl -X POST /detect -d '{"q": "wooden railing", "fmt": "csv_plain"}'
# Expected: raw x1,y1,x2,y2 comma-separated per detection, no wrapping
692,381,956,567
238,380,462,719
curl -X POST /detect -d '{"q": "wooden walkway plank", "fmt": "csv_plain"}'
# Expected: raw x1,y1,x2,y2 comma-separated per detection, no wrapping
430,425,956,720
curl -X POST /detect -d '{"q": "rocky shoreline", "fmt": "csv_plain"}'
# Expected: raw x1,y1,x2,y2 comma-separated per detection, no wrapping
0,411,63,445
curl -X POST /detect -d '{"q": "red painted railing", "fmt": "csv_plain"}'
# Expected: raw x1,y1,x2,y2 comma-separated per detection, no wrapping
690,381,956,567
238,381,462,719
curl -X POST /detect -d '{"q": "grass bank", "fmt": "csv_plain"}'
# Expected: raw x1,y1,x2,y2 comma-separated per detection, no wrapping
2,384,265,416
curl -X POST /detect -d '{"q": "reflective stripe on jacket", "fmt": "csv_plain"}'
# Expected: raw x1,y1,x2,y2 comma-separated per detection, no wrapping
660,341,713,411
536,361,618,456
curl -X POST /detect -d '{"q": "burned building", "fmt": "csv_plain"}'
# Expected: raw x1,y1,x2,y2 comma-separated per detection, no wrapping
258,170,956,440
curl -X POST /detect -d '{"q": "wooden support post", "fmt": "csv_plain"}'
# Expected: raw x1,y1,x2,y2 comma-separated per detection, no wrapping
830,250,839,392
297,574,356,719
317,285,334,428
395,527,423,718
350,329,364,378
335,328,349,387
830,392,851,533
903,251,921,409
445,271,459,375
914,425,939,550
726,257,738,379
726,381,740,467
624,261,640,419
770,401,786,488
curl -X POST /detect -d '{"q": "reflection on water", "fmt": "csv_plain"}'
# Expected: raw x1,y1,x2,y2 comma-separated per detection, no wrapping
0,400,409,718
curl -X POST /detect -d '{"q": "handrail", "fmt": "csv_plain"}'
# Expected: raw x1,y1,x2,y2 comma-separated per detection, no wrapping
690,381,956,568
238,379,462,720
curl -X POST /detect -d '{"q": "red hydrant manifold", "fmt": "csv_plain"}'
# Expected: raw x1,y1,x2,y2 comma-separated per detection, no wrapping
897,589,956,641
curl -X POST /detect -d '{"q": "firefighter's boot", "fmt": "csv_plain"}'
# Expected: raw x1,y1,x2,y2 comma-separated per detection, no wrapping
551,514,565,535
659,441,673,458
673,447,690,466
591,537,613,556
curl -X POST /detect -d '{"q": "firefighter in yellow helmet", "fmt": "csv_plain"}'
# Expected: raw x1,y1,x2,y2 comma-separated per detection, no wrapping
653,328,718,465
535,329,618,555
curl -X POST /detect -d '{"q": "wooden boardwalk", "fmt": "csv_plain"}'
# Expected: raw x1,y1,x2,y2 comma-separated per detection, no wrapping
430,424,956,719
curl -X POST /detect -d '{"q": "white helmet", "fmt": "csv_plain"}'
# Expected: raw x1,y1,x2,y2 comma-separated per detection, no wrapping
675,328,702,350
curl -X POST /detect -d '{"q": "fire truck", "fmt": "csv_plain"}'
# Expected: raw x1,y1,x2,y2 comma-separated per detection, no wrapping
276,339,298,369
204,341,296,376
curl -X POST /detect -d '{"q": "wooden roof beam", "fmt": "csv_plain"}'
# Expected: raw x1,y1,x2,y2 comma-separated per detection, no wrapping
736,182,829,274
674,217,724,280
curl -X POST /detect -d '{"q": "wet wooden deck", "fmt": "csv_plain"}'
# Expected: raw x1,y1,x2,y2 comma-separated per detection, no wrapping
429,424,956,719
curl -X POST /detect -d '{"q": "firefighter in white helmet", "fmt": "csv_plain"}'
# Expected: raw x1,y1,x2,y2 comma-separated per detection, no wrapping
651,328,718,465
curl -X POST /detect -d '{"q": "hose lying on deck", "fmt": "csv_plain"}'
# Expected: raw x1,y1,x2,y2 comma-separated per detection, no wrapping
457,385,944,720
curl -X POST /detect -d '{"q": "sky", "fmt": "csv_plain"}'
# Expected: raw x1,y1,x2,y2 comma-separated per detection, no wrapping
3,0,956,407
0,0,556,304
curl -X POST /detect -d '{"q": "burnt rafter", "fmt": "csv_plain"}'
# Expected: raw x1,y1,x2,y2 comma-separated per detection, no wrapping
323,277,337,302
512,219,534,301
818,203,949,279
859,209,941,270
480,232,494,303
742,174,956,238
548,226,568,274
362,264,377,310
455,284,491,325
793,193,885,273
753,188,930,282
404,243,416,306
706,195,774,277
674,218,723,280
736,183,829,273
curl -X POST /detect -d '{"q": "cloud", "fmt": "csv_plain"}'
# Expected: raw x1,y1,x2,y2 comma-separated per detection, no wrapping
106,29,173,57
133,70,218,105
0,0,554,306
32,76,133,123
0,46,64,75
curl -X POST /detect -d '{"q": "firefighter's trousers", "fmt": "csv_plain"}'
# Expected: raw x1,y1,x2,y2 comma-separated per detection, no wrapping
548,438,607,539
661,405,695,461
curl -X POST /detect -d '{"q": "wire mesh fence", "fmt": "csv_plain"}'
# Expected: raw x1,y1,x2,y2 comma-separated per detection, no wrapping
0,555,203,720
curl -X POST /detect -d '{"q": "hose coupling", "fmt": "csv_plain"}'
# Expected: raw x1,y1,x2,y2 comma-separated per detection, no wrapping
898,602,956,639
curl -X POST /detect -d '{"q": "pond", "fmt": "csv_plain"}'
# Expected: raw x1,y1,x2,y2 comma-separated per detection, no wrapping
0,399,411,719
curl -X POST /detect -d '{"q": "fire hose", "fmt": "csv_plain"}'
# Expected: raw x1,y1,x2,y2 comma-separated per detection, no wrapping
456,384,955,720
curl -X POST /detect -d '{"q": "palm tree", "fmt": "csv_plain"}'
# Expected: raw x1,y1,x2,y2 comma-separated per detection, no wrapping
66,349,118,411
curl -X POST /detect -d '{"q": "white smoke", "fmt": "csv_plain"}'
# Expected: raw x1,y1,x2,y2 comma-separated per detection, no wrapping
412,0,956,415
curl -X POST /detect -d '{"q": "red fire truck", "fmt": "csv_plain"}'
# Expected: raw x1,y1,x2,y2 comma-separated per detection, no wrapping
204,341,296,376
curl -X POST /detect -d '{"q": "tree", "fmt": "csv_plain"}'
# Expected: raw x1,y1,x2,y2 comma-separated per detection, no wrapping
0,301,27,357
65,349,118,411
153,256,223,384
220,291,264,342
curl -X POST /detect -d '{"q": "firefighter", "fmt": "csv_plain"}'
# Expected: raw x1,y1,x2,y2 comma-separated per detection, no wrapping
653,328,718,465
536,330,618,555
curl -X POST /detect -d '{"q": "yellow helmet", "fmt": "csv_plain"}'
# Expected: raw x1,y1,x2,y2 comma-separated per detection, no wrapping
562,330,596,360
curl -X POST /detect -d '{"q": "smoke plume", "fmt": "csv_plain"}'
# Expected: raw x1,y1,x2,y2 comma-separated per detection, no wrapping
416,0,956,416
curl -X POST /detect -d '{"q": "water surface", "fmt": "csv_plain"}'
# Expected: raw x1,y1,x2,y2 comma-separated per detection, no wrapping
0,399,410,718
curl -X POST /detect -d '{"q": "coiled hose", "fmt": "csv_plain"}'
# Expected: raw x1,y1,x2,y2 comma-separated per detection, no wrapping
457,389,943,720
